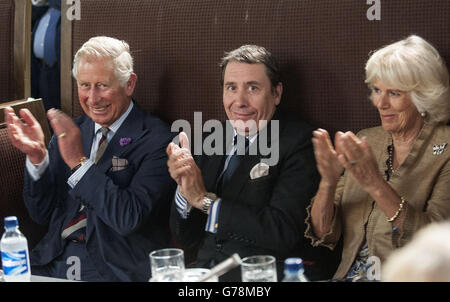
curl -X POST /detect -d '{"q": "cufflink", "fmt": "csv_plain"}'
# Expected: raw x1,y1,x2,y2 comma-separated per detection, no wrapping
71,156,88,174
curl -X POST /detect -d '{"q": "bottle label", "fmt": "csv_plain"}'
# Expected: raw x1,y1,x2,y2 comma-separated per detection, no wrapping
1,250,29,276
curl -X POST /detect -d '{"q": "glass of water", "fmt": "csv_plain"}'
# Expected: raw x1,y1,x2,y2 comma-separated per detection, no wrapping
241,255,277,282
149,248,185,282
183,268,218,282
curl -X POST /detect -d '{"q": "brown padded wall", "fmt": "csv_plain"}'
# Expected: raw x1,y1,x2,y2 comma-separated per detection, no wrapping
0,0,15,102
68,0,450,136
0,124,47,249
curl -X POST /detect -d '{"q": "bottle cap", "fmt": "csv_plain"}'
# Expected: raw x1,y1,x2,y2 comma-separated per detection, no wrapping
284,257,303,272
4,216,18,229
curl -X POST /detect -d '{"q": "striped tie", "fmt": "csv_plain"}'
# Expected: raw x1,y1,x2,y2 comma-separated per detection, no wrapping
95,127,109,164
61,127,110,242
61,207,87,242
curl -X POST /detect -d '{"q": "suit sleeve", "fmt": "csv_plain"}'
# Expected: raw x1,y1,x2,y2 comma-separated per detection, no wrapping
169,151,208,250
304,175,345,250
23,134,68,225
395,159,450,247
216,132,320,253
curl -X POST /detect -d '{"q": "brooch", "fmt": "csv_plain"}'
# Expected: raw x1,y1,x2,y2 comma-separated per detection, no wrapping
433,143,447,155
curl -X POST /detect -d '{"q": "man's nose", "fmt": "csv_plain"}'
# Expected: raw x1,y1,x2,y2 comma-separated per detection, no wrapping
233,89,249,107
87,88,101,104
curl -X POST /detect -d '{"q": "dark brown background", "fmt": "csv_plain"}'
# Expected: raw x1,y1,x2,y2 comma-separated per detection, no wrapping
64,0,450,137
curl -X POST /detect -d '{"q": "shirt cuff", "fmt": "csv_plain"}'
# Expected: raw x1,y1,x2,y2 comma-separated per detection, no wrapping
67,158,94,188
175,186,192,219
25,151,49,181
206,199,221,233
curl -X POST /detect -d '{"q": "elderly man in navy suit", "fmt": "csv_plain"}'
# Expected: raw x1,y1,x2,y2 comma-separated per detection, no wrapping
5,36,176,281
167,45,340,281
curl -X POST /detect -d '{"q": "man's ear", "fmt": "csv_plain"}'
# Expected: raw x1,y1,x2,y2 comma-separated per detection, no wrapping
126,73,137,96
273,82,283,106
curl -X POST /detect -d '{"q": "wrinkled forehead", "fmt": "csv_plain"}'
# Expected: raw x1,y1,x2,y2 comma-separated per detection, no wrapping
224,62,270,83
76,58,117,82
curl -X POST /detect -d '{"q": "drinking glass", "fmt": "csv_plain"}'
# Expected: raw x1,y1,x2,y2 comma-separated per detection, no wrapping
149,248,185,282
241,255,277,282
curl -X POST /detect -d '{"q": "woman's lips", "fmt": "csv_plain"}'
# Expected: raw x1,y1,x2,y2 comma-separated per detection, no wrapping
381,114,395,119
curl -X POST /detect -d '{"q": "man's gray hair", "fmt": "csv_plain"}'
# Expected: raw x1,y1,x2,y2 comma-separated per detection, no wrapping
220,45,281,91
72,36,134,87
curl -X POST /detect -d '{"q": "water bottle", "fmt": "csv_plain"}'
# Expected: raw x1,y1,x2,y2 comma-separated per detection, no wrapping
282,257,309,282
1,216,31,282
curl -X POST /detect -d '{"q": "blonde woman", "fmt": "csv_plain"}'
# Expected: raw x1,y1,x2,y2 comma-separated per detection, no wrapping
306,35,450,281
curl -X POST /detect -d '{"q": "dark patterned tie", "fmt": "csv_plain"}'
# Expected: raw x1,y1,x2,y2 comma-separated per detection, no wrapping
95,127,109,164
221,135,249,187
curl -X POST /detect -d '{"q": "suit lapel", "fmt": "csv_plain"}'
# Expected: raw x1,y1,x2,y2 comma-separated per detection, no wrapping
203,122,232,192
202,155,225,192
220,153,261,201
95,105,148,174
220,112,282,201
79,117,95,158
85,105,148,242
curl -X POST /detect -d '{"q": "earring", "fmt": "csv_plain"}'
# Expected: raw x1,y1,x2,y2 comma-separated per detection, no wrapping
420,111,427,118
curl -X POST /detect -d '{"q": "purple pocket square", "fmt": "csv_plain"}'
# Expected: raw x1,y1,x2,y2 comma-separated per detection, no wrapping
120,137,132,147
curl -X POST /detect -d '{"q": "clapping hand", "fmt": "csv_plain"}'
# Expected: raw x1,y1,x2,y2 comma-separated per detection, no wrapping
312,128,382,191
334,131,382,191
312,128,344,187
166,132,206,210
5,106,86,169
46,109,85,169
4,106,46,164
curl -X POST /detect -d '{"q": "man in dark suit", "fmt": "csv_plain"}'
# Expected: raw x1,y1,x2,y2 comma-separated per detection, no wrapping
31,0,61,111
167,45,340,281
4,36,175,281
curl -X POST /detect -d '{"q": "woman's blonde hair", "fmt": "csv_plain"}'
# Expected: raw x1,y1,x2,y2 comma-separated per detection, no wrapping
365,35,450,123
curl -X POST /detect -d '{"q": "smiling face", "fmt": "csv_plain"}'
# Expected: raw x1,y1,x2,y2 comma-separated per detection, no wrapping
371,79,422,135
76,58,136,127
222,62,282,136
